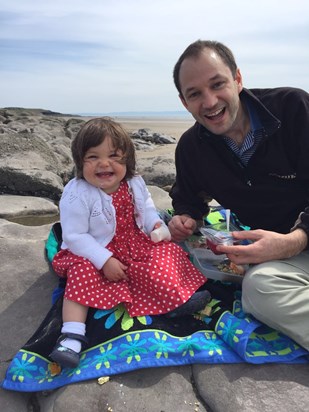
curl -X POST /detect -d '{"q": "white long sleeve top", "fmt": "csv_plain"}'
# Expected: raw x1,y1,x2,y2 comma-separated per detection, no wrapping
59,175,164,270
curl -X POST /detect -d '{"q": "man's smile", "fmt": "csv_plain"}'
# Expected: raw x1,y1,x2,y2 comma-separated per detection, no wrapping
204,107,225,120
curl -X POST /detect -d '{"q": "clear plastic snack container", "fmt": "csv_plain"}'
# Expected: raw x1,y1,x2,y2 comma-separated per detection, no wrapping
200,222,239,255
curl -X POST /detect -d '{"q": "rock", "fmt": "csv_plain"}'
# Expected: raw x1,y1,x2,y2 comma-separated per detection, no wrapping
194,363,309,411
138,155,176,187
0,108,176,200
131,128,176,144
0,195,58,219
34,367,207,412
147,185,172,211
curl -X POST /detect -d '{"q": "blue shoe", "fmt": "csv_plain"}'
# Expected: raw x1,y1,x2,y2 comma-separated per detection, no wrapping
49,333,88,368
166,290,212,318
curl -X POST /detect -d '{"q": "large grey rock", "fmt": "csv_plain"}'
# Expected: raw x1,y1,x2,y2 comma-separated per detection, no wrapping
35,367,207,412
131,128,176,144
193,364,309,412
0,108,177,200
0,195,58,219
147,185,172,211
138,155,176,187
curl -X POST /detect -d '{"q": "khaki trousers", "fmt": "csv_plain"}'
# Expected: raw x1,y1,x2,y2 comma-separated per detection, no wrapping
242,251,309,351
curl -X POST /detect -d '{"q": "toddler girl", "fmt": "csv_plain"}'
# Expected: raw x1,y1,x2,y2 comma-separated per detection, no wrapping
50,118,209,368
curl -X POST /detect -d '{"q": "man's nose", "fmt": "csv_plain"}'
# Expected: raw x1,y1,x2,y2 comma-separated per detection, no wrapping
201,91,218,109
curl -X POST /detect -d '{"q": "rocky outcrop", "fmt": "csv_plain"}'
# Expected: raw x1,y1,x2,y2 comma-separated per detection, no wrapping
131,127,176,144
0,108,176,200
1,108,309,412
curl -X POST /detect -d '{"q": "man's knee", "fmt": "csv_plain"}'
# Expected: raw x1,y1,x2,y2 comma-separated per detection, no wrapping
241,264,271,315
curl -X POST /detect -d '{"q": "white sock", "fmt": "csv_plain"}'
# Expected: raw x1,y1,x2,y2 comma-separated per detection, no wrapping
60,322,86,353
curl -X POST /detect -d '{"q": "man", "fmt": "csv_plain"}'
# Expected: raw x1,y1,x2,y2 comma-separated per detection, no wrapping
168,40,309,351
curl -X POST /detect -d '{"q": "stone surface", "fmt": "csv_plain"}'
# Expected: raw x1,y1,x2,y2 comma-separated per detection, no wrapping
147,185,172,211
193,364,309,412
137,155,176,188
35,367,207,412
0,195,58,219
0,108,176,199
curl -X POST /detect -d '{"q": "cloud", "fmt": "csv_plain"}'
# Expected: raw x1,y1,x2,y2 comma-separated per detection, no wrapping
0,0,308,113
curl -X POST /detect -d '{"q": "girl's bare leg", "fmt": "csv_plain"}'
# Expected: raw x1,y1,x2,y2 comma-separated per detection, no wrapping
62,298,88,323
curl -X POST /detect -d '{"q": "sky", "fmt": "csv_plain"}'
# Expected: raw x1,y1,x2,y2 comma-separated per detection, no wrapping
0,0,308,114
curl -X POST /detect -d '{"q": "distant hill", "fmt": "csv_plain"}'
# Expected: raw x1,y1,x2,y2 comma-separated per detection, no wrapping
2,107,79,117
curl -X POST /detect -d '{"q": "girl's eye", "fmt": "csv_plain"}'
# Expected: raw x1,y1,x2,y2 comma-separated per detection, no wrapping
110,152,122,160
85,155,97,160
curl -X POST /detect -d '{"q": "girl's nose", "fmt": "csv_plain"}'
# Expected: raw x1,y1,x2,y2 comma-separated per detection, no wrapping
99,157,110,167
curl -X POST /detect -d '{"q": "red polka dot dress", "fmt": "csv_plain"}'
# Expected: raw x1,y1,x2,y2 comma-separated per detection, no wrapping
52,181,207,317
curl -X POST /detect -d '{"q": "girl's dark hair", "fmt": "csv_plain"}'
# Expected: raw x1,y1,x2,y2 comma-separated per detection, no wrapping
173,40,238,97
71,117,136,179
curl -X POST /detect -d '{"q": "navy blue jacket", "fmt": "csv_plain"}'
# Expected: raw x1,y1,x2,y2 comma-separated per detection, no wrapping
170,87,309,239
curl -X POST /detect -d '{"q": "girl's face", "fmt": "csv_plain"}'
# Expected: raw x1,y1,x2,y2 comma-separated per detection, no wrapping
83,135,127,194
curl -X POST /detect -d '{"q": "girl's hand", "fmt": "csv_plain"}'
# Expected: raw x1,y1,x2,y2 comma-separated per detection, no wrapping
152,221,163,231
102,257,128,282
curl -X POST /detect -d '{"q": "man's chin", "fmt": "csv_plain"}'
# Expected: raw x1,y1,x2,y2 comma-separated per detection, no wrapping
199,119,227,136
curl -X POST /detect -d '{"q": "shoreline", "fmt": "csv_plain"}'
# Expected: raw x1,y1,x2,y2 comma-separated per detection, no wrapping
80,114,195,141
121,116,195,159
78,114,196,160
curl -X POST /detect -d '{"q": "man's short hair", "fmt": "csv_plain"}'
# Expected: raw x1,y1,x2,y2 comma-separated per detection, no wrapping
173,40,238,97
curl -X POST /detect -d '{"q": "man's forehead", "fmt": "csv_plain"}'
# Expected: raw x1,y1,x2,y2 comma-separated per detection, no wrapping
180,51,227,87
181,48,223,70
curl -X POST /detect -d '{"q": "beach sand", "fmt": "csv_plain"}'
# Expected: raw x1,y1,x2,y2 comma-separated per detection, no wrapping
115,116,195,159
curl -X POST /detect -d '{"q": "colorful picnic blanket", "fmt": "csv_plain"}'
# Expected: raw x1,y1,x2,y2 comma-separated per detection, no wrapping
1,222,308,393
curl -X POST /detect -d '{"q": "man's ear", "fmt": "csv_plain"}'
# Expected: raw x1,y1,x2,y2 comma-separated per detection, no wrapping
235,68,243,93
179,93,188,109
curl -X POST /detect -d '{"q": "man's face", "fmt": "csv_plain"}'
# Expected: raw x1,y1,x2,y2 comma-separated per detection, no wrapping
179,49,243,139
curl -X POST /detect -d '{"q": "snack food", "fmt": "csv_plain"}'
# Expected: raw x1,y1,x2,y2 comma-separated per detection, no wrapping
216,259,246,276
200,227,234,255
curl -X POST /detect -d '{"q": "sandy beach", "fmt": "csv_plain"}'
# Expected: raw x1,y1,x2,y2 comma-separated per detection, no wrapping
115,116,194,138
77,114,195,159
114,116,195,159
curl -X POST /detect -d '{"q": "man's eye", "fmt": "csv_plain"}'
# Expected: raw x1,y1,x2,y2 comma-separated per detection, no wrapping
213,81,224,89
187,91,199,99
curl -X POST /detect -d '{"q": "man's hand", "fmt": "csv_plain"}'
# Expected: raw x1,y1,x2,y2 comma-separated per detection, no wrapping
102,257,129,282
168,214,197,242
216,228,308,265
